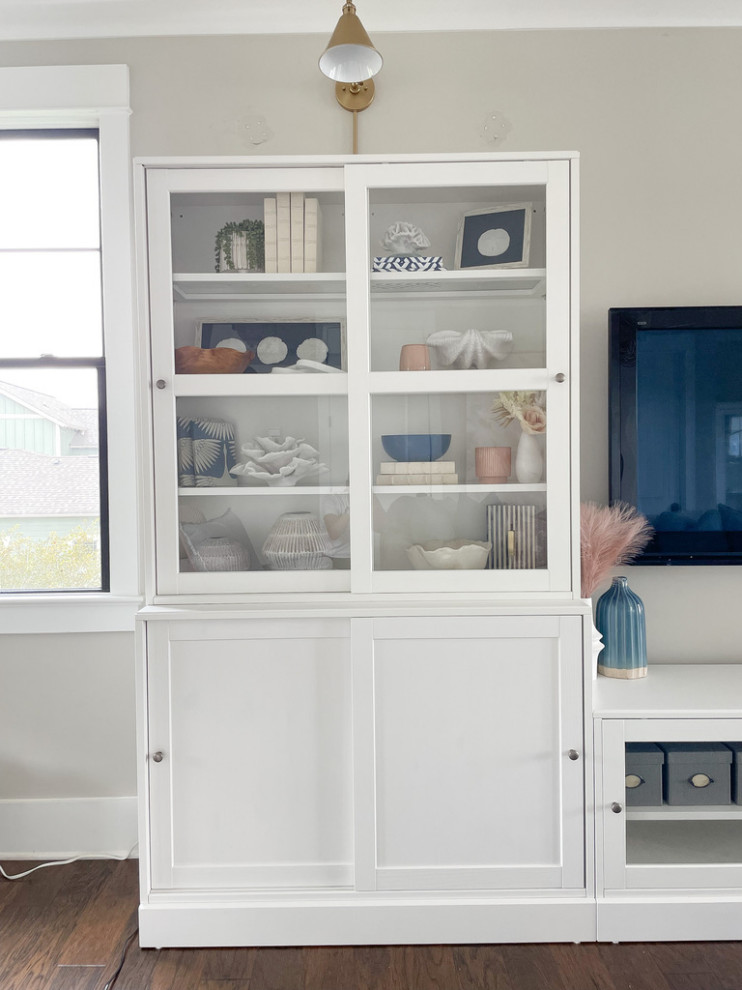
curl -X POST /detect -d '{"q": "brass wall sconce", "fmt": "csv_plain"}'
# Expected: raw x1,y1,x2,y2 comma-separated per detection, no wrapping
319,1,382,153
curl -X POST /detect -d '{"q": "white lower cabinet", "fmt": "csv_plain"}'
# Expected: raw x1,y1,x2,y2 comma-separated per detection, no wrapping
138,608,594,947
145,617,354,892
353,614,585,893
594,665,742,942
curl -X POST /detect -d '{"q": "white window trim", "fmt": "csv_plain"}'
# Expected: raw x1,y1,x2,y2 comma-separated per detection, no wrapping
0,65,141,632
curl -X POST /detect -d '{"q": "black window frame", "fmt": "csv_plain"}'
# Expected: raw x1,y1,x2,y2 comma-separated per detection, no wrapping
0,128,110,593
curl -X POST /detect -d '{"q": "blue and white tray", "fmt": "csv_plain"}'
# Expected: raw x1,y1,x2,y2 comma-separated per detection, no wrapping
372,255,445,273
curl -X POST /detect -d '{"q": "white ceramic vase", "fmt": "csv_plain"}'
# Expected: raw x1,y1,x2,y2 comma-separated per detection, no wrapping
515,431,543,483
582,598,606,673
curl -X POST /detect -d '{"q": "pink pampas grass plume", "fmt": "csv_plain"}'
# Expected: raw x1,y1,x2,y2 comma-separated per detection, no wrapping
580,502,653,598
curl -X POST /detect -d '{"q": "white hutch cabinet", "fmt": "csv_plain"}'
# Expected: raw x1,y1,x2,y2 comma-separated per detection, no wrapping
134,154,592,947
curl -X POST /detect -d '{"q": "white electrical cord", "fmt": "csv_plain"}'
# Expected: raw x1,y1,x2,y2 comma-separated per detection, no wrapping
0,843,138,880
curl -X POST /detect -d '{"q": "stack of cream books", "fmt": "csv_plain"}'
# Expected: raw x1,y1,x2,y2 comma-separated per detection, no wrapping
376,461,459,486
263,192,322,273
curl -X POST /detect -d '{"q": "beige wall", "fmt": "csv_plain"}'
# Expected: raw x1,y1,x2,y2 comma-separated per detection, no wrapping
0,632,135,796
1,27,741,810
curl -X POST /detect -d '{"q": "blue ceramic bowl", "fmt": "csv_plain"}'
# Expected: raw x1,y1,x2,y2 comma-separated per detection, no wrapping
381,433,451,462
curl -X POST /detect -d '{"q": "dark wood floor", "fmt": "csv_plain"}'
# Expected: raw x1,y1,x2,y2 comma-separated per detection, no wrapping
3,859,742,990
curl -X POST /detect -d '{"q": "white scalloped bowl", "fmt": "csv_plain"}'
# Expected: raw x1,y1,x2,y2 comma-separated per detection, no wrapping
406,539,491,570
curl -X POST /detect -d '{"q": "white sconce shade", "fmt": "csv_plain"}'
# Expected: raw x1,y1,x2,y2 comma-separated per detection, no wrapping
319,2,383,83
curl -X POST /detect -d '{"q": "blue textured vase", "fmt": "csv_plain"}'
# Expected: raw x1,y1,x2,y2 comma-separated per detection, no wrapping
595,576,647,679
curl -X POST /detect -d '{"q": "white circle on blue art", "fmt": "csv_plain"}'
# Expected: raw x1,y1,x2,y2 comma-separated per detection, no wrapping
296,337,328,363
215,337,247,351
256,336,288,364
478,228,511,257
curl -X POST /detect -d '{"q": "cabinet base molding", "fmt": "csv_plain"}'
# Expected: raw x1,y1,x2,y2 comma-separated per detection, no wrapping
597,898,742,943
139,897,596,948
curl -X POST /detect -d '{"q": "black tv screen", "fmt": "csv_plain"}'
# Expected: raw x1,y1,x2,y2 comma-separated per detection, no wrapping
609,306,742,565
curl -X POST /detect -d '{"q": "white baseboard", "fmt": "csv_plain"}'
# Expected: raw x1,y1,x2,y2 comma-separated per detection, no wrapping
0,796,138,860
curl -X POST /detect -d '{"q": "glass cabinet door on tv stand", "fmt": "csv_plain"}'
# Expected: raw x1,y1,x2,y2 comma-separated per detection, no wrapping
142,155,578,603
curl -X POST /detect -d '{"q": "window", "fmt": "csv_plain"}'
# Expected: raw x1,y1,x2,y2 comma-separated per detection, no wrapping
0,130,109,592
0,65,138,631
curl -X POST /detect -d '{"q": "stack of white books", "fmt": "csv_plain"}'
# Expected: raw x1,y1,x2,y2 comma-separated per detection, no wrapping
264,192,322,274
376,461,459,485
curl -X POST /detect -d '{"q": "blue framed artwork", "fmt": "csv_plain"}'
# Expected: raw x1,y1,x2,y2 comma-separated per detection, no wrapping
196,319,346,374
455,203,532,270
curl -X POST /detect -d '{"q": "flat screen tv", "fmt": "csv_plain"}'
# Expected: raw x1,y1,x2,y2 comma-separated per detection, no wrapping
609,306,742,565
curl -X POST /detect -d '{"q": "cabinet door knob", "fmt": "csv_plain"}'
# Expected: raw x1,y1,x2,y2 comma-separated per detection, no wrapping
151,751,165,763
555,372,566,383
568,749,580,761
155,379,167,390
611,801,623,814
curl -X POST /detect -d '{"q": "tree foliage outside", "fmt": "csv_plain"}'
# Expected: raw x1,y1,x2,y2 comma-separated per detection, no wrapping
0,523,101,591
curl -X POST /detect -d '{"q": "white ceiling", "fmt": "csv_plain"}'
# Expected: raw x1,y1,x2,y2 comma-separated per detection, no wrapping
2,0,742,42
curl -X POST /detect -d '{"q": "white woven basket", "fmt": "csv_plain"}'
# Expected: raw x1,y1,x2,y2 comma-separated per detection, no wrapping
192,537,250,572
262,512,332,570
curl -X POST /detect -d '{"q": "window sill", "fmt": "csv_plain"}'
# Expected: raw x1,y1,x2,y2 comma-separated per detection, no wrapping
0,594,142,634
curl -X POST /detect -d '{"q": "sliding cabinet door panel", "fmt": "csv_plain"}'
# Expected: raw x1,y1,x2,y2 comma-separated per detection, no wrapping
148,619,353,889
352,615,584,891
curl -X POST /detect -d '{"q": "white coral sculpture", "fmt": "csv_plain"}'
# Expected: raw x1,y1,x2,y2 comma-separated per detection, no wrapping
426,329,513,369
381,221,431,255
230,435,328,486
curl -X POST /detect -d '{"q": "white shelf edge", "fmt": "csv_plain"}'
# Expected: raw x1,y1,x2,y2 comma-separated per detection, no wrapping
627,806,742,822
373,483,547,495
178,486,349,496
367,369,549,393
593,664,742,718
179,480,544,497
172,271,347,301
173,374,348,397
172,570,350,594
174,291,349,303
171,269,546,302
372,289,546,301
173,272,346,282
370,268,546,294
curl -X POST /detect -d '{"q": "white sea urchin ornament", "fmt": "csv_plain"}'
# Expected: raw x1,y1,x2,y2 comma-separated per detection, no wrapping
381,221,431,256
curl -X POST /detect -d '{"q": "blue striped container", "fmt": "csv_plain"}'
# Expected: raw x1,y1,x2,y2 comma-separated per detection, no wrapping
595,576,647,679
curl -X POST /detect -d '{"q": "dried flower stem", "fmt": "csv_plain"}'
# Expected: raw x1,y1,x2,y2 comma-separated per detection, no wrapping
580,501,653,598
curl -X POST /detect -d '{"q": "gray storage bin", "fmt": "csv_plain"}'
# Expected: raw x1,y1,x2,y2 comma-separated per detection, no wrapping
724,742,742,804
625,742,664,806
659,742,732,805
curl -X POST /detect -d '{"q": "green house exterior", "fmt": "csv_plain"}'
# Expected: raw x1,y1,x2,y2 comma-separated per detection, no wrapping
0,383,97,457
0,380,100,543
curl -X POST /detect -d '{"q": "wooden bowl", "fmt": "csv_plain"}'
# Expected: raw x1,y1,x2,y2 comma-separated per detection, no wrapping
174,346,254,374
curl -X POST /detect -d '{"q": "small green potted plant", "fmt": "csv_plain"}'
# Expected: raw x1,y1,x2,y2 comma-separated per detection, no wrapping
215,219,265,272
